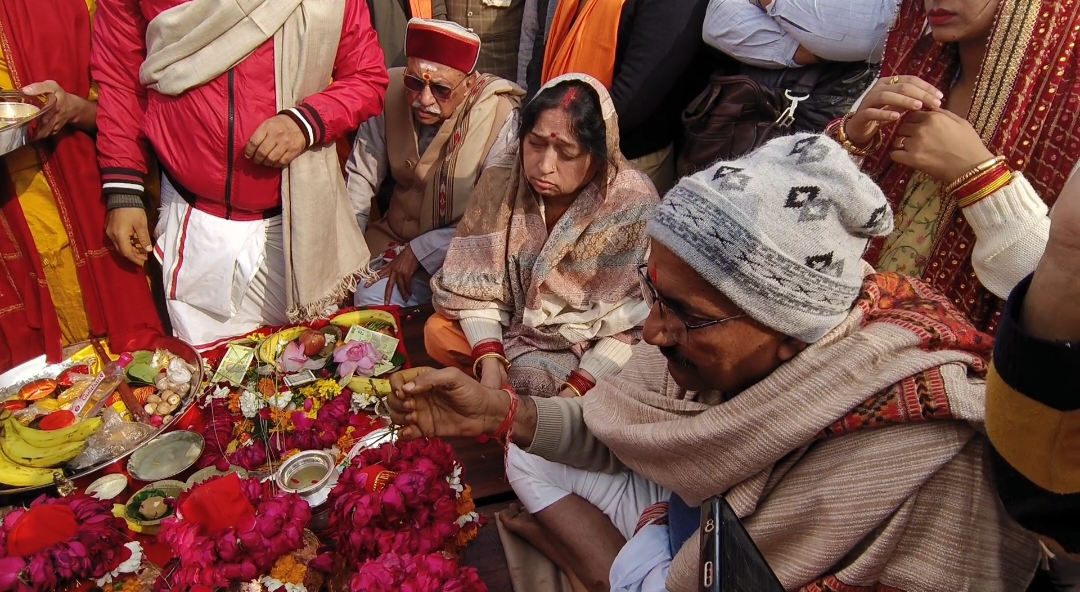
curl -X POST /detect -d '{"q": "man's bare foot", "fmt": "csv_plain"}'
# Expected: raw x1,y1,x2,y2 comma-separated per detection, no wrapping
500,503,592,592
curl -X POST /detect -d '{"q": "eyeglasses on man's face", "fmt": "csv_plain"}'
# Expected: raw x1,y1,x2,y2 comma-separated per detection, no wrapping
637,265,747,344
403,72,465,101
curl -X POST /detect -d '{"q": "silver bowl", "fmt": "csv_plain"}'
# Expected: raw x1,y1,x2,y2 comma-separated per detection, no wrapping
0,91,54,157
276,449,338,497
127,430,205,482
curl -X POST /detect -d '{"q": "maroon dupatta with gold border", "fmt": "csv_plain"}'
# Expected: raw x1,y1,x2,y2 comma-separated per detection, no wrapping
861,0,1080,331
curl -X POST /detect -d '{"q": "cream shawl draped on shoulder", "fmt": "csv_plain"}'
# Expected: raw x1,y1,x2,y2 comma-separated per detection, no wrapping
140,0,375,321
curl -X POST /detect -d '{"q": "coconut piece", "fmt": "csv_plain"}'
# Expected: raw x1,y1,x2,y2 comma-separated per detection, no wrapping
166,393,181,406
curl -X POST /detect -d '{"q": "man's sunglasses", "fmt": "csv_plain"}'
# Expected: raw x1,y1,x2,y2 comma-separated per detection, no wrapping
403,73,464,101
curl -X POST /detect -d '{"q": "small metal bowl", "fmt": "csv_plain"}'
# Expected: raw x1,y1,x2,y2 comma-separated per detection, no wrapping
276,450,337,498
127,430,204,482
124,479,186,534
0,91,54,157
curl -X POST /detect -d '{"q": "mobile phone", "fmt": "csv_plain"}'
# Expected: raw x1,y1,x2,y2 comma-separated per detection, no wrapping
699,495,784,592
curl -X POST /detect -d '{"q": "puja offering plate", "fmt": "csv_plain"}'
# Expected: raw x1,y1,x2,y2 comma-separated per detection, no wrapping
0,336,203,495
127,430,204,482
0,91,54,157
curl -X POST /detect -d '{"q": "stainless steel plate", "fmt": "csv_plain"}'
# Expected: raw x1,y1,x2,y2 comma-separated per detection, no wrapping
127,430,205,482
0,336,203,496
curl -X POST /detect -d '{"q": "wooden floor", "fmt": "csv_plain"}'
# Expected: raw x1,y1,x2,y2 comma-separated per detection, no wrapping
399,305,516,592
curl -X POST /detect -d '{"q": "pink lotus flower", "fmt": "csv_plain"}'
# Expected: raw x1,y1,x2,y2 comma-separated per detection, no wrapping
280,341,326,373
334,341,384,378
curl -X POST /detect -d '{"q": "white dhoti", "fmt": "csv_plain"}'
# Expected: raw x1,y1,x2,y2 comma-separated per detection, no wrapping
505,444,674,592
154,177,289,349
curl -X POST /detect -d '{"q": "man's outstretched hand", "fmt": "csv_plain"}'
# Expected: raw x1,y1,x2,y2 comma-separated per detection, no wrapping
387,367,509,441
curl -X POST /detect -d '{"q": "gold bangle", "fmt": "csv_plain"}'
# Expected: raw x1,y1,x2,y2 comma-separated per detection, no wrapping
560,382,584,397
472,353,510,379
942,156,1005,196
832,113,882,157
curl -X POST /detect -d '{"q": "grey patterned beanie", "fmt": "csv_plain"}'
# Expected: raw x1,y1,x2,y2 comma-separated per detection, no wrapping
647,134,894,343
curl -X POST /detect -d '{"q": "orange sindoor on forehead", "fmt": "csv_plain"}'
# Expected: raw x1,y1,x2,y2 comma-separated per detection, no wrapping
422,72,432,82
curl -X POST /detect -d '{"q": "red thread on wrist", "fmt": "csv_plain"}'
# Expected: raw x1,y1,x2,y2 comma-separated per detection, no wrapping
492,386,520,465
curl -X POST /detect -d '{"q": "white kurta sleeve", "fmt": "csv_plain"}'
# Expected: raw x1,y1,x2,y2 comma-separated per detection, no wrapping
344,113,389,232
962,173,1050,299
483,110,520,171
409,226,458,276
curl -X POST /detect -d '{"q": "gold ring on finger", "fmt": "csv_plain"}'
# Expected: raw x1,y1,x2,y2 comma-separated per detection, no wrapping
889,75,900,85
896,137,906,150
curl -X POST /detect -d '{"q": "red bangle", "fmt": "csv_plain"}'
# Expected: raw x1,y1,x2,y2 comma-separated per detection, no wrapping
563,370,595,397
471,340,505,360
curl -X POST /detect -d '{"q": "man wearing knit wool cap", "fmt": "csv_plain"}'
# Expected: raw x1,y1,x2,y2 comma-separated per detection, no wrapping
387,135,1041,592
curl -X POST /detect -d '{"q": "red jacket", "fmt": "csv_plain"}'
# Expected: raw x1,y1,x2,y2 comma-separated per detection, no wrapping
92,0,389,220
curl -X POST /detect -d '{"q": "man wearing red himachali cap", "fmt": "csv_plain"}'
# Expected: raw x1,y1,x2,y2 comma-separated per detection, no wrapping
348,18,525,307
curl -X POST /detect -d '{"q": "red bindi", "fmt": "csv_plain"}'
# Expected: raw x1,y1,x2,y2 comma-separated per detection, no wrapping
550,132,558,138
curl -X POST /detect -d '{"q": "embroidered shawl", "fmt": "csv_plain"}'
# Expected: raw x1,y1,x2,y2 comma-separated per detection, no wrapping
584,272,1039,592
431,73,656,357
0,0,162,369
861,0,1080,331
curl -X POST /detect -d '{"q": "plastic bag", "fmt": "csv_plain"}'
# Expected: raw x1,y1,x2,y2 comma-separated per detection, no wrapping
69,408,156,469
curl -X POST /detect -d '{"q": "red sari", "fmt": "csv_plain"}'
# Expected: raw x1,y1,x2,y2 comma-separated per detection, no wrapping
861,0,1080,331
0,0,162,370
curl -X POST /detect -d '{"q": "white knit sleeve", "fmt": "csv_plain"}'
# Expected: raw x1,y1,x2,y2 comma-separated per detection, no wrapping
962,173,1050,299
459,317,504,349
577,337,635,380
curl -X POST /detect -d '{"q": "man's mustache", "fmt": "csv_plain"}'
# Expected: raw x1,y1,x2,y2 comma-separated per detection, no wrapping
659,345,694,369
411,100,441,116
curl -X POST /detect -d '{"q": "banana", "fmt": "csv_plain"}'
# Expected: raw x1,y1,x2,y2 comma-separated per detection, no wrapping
6,415,101,449
330,309,398,332
0,448,62,487
257,326,307,364
346,377,392,397
0,429,85,468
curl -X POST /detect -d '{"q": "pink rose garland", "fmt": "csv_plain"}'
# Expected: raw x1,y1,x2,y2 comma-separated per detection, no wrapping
155,476,311,591
328,439,463,566
350,553,487,592
0,495,130,592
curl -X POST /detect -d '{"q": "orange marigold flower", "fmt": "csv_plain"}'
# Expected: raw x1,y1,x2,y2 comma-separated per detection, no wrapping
258,378,277,398
456,485,476,516
227,393,242,414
